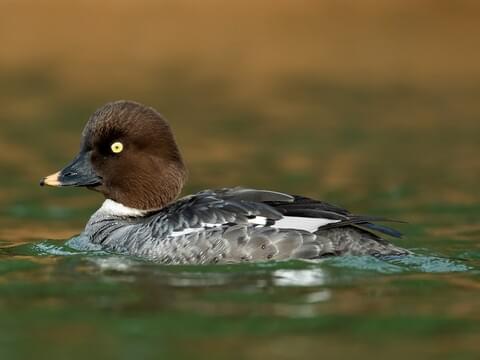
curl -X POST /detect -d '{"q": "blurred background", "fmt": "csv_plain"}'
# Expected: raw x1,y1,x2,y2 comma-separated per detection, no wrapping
1,1,480,359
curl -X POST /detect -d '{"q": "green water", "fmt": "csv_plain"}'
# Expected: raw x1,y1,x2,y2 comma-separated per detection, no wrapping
1,73,480,359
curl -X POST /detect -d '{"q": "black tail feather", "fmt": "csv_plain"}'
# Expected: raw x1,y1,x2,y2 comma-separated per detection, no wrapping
315,216,405,239
357,222,403,238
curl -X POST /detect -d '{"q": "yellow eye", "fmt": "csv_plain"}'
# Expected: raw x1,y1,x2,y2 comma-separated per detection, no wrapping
111,142,124,154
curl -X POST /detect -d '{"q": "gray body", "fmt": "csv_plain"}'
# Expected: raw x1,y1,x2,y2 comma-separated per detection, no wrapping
83,188,408,264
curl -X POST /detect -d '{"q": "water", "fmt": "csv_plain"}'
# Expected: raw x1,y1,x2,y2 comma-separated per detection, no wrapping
1,69,480,358
1,238,479,360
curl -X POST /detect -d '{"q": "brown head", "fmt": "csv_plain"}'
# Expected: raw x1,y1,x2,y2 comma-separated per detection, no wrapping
41,100,187,210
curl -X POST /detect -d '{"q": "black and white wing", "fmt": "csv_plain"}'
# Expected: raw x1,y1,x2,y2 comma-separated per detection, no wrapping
137,187,406,264
148,188,290,238
263,194,404,238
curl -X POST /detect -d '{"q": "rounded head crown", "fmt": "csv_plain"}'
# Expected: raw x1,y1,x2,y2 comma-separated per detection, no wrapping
42,100,187,210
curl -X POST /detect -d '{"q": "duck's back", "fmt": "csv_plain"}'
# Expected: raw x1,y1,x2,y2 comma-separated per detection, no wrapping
84,188,408,264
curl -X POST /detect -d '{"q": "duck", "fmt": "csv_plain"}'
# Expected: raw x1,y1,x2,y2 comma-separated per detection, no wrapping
40,100,408,264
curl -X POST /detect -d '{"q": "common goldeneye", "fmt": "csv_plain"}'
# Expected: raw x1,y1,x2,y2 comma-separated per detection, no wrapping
41,100,408,264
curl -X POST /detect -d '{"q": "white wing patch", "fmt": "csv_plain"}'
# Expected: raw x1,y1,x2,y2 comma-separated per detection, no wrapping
170,223,221,237
274,216,340,232
247,217,268,226
247,215,340,232
169,216,341,237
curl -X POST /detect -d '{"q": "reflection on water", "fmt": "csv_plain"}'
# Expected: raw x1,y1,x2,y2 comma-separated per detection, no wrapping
273,268,328,287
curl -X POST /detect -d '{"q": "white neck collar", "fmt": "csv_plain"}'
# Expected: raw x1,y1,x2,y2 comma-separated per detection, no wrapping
98,199,150,217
